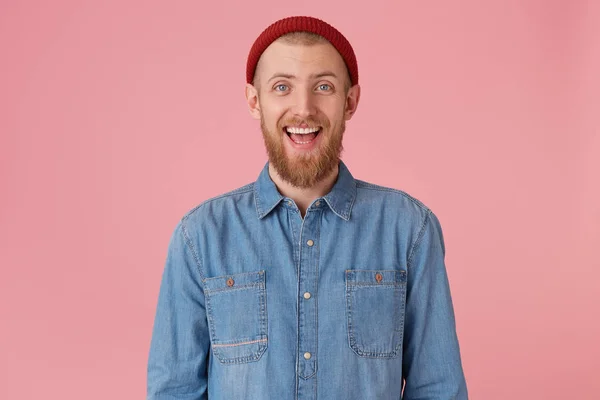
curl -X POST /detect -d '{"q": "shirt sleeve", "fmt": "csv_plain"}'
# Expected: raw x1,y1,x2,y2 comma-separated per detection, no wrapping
147,219,210,400
401,211,468,399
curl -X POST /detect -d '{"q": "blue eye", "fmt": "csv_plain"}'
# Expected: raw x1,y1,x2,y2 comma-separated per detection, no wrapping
274,84,288,92
318,84,331,91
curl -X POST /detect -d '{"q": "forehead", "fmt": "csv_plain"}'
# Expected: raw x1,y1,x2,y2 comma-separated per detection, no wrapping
256,39,347,80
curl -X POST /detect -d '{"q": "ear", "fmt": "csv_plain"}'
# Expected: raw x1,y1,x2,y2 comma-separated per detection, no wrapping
245,83,261,120
344,84,361,121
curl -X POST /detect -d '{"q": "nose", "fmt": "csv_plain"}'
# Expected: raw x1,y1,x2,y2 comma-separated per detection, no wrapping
291,88,317,119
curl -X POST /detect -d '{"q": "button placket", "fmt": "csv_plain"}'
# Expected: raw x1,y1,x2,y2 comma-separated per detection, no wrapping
296,208,320,383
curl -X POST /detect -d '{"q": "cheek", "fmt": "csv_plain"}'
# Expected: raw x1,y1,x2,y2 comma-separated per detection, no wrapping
260,101,286,126
321,108,343,127
319,98,345,118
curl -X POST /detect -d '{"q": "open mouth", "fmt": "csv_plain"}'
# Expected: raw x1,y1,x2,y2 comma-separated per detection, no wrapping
284,126,322,144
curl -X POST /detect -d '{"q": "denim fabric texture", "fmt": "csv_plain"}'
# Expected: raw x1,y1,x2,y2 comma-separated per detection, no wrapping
147,160,468,399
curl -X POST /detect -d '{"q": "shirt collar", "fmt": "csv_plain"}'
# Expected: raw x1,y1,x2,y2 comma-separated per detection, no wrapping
254,160,357,221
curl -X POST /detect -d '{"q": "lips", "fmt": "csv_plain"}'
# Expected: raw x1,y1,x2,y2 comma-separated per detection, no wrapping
284,126,321,144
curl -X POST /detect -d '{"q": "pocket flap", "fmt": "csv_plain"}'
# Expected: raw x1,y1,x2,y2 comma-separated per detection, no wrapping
204,270,265,292
345,269,406,286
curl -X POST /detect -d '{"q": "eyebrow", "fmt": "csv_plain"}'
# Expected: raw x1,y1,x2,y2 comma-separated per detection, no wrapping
267,71,339,83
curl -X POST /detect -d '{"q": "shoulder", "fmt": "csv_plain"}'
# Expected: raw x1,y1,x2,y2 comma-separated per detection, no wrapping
355,179,431,215
180,182,256,226
354,178,445,254
353,178,441,237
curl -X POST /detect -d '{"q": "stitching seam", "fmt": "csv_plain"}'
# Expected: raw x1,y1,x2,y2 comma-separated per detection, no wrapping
212,338,268,348
407,209,431,270
180,217,206,282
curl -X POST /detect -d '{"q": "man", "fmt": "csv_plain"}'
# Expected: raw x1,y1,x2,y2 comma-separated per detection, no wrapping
148,16,468,400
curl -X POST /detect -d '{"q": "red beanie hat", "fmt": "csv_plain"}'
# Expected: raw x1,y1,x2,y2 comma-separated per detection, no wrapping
246,16,358,86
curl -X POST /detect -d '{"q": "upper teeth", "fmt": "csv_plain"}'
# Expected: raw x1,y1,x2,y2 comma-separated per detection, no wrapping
286,127,320,134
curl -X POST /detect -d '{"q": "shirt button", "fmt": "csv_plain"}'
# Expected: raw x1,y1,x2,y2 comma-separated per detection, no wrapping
303,292,311,300
287,200,293,206
226,278,235,287
307,239,314,247
315,201,321,206
303,352,312,360
375,273,383,283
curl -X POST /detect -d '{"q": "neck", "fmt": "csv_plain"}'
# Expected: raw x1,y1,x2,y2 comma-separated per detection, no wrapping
268,162,339,218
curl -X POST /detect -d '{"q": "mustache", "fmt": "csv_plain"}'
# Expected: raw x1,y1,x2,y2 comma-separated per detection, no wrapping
279,118,329,129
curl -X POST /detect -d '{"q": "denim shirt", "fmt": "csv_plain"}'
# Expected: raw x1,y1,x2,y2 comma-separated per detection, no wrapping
147,160,468,400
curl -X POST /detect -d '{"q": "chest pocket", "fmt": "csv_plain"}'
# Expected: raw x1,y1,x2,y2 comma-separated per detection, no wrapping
345,269,407,358
203,270,268,364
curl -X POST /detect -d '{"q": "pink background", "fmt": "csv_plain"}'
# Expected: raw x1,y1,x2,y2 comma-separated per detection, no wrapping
1,1,598,399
